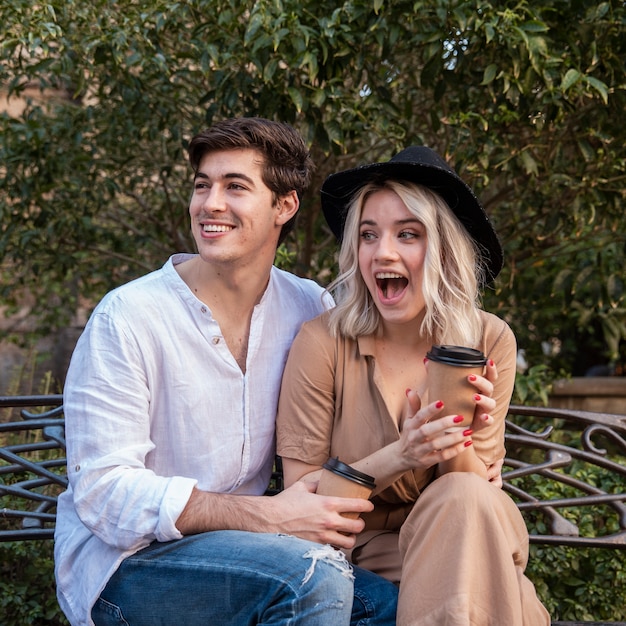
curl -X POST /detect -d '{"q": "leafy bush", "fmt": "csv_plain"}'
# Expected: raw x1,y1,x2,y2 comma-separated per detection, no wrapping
2,0,626,374
1,387,67,624
507,422,626,622
0,541,68,625
513,364,555,406
527,544,626,621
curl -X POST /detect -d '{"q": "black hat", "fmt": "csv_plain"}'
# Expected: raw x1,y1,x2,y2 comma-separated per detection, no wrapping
320,146,504,282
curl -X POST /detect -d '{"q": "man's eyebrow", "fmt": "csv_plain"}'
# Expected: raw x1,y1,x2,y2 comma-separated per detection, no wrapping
193,171,256,185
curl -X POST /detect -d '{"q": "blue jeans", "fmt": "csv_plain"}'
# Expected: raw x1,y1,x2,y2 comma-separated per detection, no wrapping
92,531,397,626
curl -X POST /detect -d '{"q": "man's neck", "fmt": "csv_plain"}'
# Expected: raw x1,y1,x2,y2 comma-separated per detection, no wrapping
181,254,270,302
176,255,273,372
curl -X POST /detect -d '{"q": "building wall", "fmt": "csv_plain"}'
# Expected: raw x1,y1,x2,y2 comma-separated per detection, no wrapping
549,377,626,414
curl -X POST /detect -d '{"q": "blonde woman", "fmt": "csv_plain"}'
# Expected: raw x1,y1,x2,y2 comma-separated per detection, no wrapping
277,147,550,625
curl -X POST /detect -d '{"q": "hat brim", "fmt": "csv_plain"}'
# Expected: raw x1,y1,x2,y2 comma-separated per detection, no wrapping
320,160,504,283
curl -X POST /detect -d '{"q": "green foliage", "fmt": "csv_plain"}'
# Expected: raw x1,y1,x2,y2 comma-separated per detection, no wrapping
505,416,626,621
527,544,626,621
0,541,68,625
513,363,556,405
524,471,626,623
1,376,66,623
1,0,625,371
2,5,625,621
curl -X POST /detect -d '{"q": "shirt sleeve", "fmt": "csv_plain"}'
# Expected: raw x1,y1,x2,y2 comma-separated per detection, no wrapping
276,315,337,467
471,313,518,466
64,304,197,551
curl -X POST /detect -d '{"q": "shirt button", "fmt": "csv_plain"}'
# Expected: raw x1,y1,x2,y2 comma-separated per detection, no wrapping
200,306,207,313
75,465,80,471
212,337,220,344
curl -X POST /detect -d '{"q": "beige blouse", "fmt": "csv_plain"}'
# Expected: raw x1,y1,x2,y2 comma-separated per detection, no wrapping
276,309,517,532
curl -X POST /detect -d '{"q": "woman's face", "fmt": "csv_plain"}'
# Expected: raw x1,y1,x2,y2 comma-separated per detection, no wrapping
358,188,428,329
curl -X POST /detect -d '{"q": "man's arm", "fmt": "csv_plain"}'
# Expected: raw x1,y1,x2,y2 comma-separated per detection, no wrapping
176,481,373,550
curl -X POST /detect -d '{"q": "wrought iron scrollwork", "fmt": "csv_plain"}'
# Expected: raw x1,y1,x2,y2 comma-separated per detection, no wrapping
504,404,626,548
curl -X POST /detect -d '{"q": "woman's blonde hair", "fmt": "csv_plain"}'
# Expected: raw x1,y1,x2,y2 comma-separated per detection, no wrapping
327,180,485,345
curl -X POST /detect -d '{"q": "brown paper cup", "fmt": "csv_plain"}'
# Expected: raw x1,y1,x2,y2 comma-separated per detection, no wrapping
426,345,487,431
316,458,376,519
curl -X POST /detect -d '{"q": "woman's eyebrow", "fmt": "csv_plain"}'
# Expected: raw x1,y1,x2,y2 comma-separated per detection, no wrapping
359,217,423,227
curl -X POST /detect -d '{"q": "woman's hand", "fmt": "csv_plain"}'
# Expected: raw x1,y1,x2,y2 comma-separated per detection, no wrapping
467,357,498,431
403,358,503,480
486,457,504,488
398,393,474,472
467,358,505,486
336,396,476,495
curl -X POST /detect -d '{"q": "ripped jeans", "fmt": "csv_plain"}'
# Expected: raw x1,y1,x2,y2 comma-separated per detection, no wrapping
92,530,398,626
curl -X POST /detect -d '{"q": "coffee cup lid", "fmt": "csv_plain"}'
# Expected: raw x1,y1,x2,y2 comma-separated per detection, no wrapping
426,345,487,367
323,457,376,489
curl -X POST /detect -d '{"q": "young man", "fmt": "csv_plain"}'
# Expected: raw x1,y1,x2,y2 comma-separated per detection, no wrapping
54,117,398,626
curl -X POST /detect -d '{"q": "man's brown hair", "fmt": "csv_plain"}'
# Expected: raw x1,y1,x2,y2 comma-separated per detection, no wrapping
188,118,314,245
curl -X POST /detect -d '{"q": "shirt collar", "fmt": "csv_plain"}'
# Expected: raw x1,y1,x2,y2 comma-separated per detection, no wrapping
357,333,377,357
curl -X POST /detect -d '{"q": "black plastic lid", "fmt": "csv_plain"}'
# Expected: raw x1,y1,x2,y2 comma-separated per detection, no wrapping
323,457,376,489
426,345,487,367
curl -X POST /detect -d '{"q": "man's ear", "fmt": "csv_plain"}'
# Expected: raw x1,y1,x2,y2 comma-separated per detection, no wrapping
275,190,299,226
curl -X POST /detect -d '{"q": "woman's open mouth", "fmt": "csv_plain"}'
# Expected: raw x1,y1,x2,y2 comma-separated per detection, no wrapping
376,272,408,301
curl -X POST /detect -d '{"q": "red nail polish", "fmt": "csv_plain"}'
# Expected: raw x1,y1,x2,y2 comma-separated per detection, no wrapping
453,415,464,423
462,429,473,436
468,374,477,382
464,440,473,447
489,359,494,367
474,394,481,402
405,388,411,397
423,357,428,364
435,400,444,409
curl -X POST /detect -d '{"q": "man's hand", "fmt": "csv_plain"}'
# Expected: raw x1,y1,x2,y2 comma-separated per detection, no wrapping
176,481,372,550
266,481,372,549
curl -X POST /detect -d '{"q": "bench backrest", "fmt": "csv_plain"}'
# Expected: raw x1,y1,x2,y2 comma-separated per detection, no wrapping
1,395,625,547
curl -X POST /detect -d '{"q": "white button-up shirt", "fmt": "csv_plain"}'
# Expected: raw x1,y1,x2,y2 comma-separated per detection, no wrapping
54,254,332,626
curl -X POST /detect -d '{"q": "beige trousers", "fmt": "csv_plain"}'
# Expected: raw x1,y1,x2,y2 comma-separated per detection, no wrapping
350,472,550,626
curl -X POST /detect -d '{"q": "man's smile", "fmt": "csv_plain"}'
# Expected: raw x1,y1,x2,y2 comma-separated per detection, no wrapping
202,224,234,233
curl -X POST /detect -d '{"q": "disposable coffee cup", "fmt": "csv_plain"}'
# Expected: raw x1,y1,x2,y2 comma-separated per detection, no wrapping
426,345,487,431
316,457,376,519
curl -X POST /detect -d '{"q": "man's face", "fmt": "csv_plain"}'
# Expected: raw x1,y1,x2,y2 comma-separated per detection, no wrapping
188,149,296,267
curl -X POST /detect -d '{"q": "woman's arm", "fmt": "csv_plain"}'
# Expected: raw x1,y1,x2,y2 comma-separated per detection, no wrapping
283,403,477,496
437,318,518,479
281,458,323,487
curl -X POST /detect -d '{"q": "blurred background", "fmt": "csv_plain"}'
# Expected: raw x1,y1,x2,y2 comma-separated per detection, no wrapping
2,0,625,407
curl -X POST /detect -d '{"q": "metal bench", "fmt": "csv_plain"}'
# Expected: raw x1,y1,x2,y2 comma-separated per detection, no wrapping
1,395,625,624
